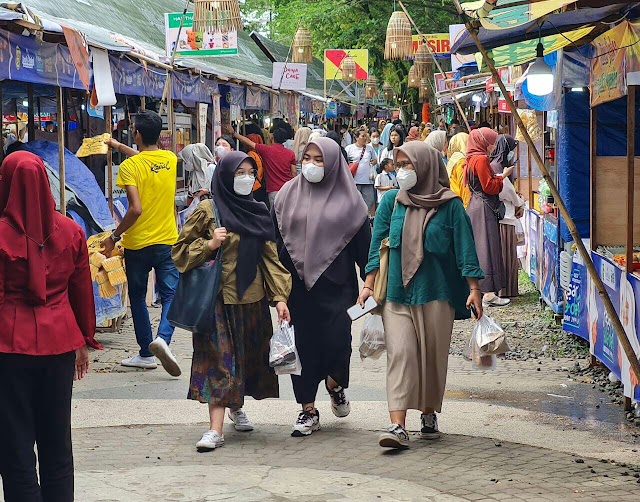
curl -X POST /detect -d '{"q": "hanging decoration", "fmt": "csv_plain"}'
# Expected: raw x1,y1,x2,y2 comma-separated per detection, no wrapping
407,65,419,88
384,11,412,60
341,56,357,82
365,75,379,99
193,0,243,33
414,43,432,79
382,82,395,101
419,78,430,102
292,27,313,63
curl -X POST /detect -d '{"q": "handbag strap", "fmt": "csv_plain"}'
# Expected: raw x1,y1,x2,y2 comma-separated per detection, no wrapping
358,145,366,161
468,169,502,215
210,198,224,259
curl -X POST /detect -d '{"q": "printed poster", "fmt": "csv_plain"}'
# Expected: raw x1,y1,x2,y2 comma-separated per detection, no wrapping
562,256,589,341
62,26,91,90
590,21,628,107
165,12,238,57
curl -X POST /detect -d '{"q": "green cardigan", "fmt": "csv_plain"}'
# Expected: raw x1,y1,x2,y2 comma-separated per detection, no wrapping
365,189,484,320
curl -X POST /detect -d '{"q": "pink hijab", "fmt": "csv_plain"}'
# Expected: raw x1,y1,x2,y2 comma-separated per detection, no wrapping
464,127,499,187
274,137,368,290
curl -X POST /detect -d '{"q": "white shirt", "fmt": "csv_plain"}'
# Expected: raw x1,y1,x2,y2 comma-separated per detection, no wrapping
375,171,398,202
379,148,395,162
369,142,383,161
341,131,353,148
499,177,525,226
345,143,376,185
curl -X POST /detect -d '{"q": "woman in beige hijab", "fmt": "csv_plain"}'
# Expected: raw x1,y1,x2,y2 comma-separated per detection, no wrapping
358,141,484,450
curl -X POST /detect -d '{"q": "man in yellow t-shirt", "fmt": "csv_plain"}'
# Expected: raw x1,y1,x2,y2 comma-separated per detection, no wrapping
102,111,181,377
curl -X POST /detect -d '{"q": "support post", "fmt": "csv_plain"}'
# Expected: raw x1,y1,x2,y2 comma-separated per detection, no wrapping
56,87,66,216
27,83,35,141
590,106,597,249
105,105,113,214
168,94,175,153
626,86,636,274
455,5,640,382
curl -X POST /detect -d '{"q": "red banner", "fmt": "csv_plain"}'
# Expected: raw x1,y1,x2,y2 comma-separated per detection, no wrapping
62,26,91,90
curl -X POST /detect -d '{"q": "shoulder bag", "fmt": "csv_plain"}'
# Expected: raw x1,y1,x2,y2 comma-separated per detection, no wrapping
372,196,398,307
349,145,366,177
468,169,506,221
167,199,224,334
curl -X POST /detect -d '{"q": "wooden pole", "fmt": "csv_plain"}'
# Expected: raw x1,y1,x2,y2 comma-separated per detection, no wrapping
626,86,636,275
168,93,175,153
27,84,35,141
105,105,113,214
398,0,471,132
590,106,597,250
455,5,640,382
140,96,146,111
56,87,66,216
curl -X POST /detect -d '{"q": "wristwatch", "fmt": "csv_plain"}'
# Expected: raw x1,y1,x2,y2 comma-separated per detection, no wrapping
110,232,122,243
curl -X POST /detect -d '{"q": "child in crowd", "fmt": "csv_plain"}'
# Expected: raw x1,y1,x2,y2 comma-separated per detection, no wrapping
375,158,398,203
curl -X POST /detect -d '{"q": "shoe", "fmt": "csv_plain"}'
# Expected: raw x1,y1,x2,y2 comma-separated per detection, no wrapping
228,409,254,432
379,424,410,449
149,338,181,377
420,413,441,440
483,295,511,307
291,409,320,437
326,383,351,418
196,430,225,451
121,354,157,369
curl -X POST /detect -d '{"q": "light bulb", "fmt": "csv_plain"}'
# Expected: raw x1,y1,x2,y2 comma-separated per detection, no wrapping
391,42,397,49
527,42,554,96
212,1,220,9
298,47,304,53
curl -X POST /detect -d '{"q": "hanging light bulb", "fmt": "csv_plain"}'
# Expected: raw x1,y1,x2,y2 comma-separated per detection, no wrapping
527,41,554,96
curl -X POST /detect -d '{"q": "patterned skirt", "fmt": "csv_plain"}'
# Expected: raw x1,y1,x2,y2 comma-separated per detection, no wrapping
188,296,279,409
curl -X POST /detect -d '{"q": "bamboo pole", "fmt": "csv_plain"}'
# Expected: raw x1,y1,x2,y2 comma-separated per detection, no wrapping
56,87,66,216
105,105,114,214
398,0,471,131
27,83,35,141
626,86,636,276
453,2,640,382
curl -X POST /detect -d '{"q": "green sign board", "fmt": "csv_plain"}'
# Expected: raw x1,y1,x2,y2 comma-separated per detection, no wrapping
164,12,238,57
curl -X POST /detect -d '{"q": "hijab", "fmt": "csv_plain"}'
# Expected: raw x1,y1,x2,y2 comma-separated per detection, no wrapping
489,134,518,172
274,137,368,290
465,127,499,158
379,123,393,151
406,126,420,142
0,151,58,304
210,151,275,300
179,143,215,194
395,142,458,287
446,132,469,177
424,129,447,153
247,133,264,146
292,127,312,161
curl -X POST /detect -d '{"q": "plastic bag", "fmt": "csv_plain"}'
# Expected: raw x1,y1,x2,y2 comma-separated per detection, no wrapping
464,314,509,369
359,314,386,360
269,321,302,376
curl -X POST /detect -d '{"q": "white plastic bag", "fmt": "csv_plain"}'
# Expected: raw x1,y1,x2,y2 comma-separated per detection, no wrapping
464,314,508,369
359,314,386,360
269,321,302,376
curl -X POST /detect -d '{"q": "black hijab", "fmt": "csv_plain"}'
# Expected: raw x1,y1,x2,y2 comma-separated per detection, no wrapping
490,134,518,171
211,151,275,300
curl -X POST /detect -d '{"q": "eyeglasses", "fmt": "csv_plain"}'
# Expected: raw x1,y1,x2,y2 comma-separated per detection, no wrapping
395,161,414,170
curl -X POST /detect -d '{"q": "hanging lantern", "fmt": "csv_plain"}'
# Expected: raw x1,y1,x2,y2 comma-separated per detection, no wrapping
382,82,395,101
414,42,432,79
193,0,243,34
365,75,378,99
384,11,412,60
419,78,431,102
341,56,357,82
407,65,419,88
292,27,313,63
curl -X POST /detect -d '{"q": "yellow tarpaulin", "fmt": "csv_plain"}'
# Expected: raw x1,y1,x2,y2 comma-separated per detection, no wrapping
76,133,111,158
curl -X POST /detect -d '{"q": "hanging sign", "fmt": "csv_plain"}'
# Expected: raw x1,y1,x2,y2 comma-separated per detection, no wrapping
590,21,628,107
164,12,238,57
198,103,208,144
326,101,337,119
62,26,91,90
272,62,308,91
324,49,368,80
412,34,450,55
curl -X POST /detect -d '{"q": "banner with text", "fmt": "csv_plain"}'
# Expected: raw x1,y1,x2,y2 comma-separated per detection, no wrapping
412,34,450,56
165,12,238,57
590,21,628,107
272,62,308,91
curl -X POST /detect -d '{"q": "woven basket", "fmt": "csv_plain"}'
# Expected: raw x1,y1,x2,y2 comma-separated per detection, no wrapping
408,65,419,88
414,42,433,79
382,82,395,101
365,75,378,99
193,0,242,33
385,11,412,60
292,27,312,63
419,78,431,101
341,55,356,82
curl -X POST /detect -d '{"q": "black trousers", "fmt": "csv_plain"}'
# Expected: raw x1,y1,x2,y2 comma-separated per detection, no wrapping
0,351,75,502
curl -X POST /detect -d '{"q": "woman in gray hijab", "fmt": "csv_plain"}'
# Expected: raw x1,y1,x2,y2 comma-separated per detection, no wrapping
178,143,216,205
274,137,371,438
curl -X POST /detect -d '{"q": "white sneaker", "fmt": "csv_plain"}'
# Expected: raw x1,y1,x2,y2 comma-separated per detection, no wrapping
121,354,157,369
149,338,181,377
379,423,410,449
291,409,320,437
483,295,511,308
196,430,225,451
228,409,254,432
326,384,351,418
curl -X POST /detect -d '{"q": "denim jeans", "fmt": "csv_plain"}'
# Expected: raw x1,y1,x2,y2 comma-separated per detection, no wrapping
124,245,179,358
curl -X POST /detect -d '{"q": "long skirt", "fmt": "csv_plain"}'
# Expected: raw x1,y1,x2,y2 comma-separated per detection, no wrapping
382,301,455,413
188,296,278,409
289,277,354,404
499,224,519,298
467,196,505,293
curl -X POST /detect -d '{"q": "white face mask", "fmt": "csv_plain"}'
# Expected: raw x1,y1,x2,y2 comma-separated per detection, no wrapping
233,174,255,196
301,162,324,183
396,168,418,191
215,146,228,159
508,150,516,163
371,137,380,145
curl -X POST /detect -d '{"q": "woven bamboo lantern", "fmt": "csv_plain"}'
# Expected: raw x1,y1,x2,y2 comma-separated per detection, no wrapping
341,56,356,82
407,65,419,88
384,11,412,60
365,75,378,99
414,42,432,79
193,0,243,34
292,27,312,63
419,78,430,102
382,82,395,101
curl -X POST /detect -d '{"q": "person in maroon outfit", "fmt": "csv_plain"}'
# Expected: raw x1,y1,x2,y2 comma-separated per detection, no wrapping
0,151,101,502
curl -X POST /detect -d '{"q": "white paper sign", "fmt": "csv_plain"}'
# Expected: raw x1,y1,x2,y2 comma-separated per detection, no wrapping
272,62,308,91
198,103,208,144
